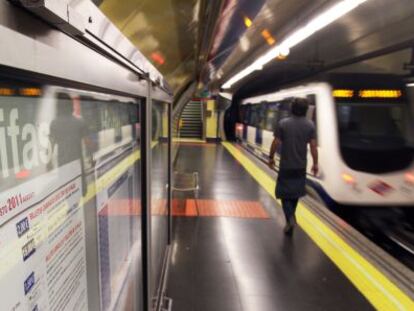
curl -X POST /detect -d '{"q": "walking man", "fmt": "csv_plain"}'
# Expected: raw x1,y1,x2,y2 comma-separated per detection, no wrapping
269,98,318,235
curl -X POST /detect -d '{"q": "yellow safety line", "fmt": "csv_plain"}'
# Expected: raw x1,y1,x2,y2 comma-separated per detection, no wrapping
173,138,206,143
222,142,414,311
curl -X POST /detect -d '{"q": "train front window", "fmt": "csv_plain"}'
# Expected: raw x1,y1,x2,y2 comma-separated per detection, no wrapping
337,103,406,144
336,101,414,173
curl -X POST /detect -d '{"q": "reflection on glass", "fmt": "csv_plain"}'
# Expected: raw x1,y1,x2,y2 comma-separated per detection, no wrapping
49,93,89,195
150,101,169,301
89,96,141,311
0,78,143,311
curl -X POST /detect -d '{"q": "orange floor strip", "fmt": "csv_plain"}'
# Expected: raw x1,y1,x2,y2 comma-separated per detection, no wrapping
98,199,141,216
172,198,198,216
151,199,168,216
96,198,268,219
97,198,167,216
186,199,269,219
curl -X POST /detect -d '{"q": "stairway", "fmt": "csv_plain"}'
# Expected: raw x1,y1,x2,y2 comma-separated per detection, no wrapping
180,101,202,139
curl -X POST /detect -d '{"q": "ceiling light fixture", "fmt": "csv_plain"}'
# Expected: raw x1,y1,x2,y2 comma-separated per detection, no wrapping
244,16,253,28
261,29,276,45
222,0,368,89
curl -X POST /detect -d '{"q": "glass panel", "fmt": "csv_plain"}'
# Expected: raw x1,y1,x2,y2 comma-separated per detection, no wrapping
264,103,279,131
150,100,169,301
0,77,142,311
89,98,142,311
336,102,414,173
262,100,291,133
337,103,407,144
249,105,260,127
172,105,180,160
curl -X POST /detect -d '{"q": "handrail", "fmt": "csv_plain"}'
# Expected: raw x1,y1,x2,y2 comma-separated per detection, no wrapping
171,82,197,162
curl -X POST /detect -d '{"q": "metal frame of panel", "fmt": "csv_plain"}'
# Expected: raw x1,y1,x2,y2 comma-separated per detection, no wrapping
0,1,173,102
141,85,152,311
67,0,169,89
168,104,172,244
0,2,143,98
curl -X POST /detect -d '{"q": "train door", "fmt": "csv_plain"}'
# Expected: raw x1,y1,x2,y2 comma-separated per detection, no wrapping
254,102,267,146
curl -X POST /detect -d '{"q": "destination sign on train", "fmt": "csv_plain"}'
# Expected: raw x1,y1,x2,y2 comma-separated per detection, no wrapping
333,89,403,99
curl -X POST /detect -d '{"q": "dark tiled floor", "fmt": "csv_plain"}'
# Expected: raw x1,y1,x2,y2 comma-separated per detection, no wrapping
167,144,373,311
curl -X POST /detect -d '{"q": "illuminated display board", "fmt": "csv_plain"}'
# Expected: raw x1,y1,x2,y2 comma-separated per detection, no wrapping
333,89,403,100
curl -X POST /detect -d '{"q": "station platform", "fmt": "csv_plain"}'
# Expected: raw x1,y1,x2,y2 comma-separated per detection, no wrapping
167,143,373,311
166,142,414,311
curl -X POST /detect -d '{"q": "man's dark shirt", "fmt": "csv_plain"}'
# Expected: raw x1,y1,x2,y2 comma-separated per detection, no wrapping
274,116,316,170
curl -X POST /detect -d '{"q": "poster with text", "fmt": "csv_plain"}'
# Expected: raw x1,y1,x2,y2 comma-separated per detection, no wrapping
0,161,88,311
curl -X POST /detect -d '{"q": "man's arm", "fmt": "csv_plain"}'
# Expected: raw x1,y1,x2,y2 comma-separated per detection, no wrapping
310,138,318,175
268,137,280,168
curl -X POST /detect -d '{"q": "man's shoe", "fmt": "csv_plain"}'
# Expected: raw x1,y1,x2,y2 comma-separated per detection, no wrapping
284,222,293,236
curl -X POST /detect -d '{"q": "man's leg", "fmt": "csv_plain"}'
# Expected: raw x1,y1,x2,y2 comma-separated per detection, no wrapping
282,199,295,235
281,199,292,223
290,198,299,225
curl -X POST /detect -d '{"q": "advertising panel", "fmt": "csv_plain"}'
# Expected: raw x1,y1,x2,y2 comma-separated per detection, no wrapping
0,85,90,311
0,161,88,311
0,81,141,311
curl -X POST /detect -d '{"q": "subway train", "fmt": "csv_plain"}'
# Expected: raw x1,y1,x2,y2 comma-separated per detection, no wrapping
236,74,414,206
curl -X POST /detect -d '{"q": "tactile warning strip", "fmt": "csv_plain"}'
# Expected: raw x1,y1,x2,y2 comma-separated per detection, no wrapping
98,199,141,216
96,198,269,219
178,199,269,219
172,199,198,216
152,199,168,216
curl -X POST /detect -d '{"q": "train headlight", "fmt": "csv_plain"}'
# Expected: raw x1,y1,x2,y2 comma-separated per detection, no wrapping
342,173,356,185
236,124,244,131
405,172,414,185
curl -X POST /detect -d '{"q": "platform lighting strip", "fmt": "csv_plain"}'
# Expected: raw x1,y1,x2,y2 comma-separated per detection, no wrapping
244,16,253,28
222,0,369,89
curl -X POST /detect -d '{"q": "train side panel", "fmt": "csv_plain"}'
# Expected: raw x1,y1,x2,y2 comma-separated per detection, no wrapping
237,83,414,206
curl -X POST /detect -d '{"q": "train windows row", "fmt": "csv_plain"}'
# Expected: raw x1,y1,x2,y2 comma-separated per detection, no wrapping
239,96,316,133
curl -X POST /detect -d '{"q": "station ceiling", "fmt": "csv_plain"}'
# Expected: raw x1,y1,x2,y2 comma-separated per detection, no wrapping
98,0,414,97
224,0,414,98
99,0,200,93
